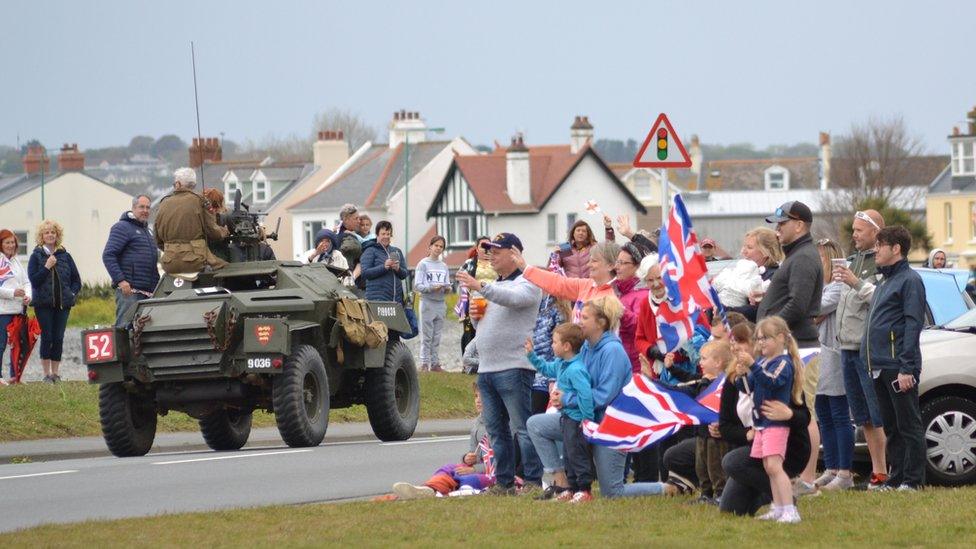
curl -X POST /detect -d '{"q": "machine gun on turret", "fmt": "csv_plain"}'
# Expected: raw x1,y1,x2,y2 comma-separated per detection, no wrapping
218,189,281,263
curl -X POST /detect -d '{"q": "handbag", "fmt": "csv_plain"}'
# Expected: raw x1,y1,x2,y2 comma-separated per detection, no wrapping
402,300,420,340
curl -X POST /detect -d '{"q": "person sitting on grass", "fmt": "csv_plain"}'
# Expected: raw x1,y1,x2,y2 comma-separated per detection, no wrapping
391,382,495,499
525,323,593,503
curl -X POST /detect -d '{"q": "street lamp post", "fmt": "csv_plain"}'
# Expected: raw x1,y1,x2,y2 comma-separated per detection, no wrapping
402,126,445,262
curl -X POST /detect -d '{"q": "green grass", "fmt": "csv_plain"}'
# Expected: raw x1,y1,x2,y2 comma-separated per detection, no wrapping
3,487,976,546
66,297,115,328
0,373,475,442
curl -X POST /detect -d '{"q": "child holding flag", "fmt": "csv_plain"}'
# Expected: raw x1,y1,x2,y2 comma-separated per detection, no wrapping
735,316,805,524
524,323,594,503
690,341,734,504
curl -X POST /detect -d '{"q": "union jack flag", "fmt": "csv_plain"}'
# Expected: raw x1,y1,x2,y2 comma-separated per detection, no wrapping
581,374,721,452
0,255,13,284
656,194,725,352
478,434,495,478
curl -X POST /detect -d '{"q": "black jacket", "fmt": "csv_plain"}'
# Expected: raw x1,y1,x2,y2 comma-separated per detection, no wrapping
718,377,750,447
757,233,822,345
28,246,82,309
860,259,926,375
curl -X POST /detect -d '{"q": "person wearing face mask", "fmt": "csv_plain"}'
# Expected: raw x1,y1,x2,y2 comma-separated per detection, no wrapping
28,220,81,383
0,230,32,384
102,194,159,326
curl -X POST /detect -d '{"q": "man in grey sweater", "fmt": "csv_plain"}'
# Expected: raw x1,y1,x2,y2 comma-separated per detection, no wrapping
759,200,824,496
457,232,543,495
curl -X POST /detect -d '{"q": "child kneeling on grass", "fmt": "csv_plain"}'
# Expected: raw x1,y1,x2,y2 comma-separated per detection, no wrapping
524,323,594,503
735,316,805,524
391,382,495,499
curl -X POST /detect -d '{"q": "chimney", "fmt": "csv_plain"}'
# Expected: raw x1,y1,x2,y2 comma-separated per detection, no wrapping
967,105,976,136
689,135,703,188
819,131,831,190
58,143,85,172
189,137,223,168
506,134,532,205
313,129,350,170
389,110,427,148
22,145,50,175
570,115,594,154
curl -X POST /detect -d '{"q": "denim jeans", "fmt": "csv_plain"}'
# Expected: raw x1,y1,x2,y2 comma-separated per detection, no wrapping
527,412,564,474
115,289,149,328
815,394,854,470
592,445,665,498
841,350,884,427
35,307,71,361
0,314,13,377
477,368,542,487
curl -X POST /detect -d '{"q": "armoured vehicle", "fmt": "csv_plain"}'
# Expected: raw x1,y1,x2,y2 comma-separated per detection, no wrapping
82,192,419,457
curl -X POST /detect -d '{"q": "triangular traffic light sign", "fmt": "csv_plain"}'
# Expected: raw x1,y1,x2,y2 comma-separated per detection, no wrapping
633,113,692,168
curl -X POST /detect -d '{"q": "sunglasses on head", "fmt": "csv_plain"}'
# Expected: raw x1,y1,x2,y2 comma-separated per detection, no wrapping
775,207,801,221
854,211,881,230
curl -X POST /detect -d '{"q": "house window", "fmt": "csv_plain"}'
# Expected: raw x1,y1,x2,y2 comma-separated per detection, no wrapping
451,216,475,246
13,231,28,258
547,214,557,243
945,203,953,242
566,213,577,231
302,221,325,251
953,141,976,176
634,173,652,200
253,177,269,203
764,166,790,190
224,172,240,198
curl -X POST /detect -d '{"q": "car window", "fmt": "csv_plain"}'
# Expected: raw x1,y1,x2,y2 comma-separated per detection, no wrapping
920,271,971,327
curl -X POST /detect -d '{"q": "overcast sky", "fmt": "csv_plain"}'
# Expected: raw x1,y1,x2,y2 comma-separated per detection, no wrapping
2,0,973,154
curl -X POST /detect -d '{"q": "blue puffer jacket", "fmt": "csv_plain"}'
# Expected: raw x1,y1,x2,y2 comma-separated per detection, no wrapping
361,242,407,303
28,246,82,309
102,212,160,292
860,259,926,375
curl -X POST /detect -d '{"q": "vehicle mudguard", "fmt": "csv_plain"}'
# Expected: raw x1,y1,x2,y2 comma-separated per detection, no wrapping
365,301,411,334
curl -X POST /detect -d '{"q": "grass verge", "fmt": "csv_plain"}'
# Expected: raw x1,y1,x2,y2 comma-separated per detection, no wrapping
0,373,474,442
3,487,976,546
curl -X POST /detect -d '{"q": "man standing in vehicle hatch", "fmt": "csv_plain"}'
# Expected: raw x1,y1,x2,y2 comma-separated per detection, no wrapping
861,226,926,491
155,167,229,275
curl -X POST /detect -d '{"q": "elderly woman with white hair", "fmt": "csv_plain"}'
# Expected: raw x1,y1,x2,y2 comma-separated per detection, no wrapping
154,167,228,274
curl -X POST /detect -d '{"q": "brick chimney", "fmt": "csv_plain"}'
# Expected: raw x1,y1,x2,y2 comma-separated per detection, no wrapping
506,134,531,205
22,145,50,175
189,137,223,168
570,115,594,154
389,110,427,148
313,130,350,170
819,131,831,190
58,143,85,172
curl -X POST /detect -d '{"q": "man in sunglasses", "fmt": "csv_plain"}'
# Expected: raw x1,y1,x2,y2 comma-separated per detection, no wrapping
760,200,824,496
833,208,889,489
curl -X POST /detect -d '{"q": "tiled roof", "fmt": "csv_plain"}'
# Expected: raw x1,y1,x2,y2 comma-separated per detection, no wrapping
290,141,449,212
193,160,315,212
0,170,124,204
704,157,820,190
831,155,949,189
928,164,976,194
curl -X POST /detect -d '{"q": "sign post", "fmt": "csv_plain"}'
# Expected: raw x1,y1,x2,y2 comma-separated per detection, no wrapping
633,113,692,226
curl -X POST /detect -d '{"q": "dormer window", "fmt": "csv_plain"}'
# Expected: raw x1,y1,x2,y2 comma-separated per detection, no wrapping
223,171,240,198
634,172,652,200
952,140,975,176
253,173,269,203
764,166,790,190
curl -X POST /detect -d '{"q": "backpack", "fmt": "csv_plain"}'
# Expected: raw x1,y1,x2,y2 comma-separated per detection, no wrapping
336,298,388,348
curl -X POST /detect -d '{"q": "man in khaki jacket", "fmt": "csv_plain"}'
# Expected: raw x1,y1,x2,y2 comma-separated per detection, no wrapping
154,167,228,274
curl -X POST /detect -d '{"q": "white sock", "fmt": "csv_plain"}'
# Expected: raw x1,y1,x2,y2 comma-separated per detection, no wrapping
783,505,797,514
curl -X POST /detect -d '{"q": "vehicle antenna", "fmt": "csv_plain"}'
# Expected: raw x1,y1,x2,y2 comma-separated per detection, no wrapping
190,41,205,192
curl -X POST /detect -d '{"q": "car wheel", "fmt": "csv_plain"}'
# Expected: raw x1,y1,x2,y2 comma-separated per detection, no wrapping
273,344,330,447
922,396,976,486
99,382,157,457
199,408,253,451
364,340,419,441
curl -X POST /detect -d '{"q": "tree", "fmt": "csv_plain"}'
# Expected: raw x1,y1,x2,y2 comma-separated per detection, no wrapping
310,108,378,151
152,135,187,157
128,135,155,155
817,115,931,249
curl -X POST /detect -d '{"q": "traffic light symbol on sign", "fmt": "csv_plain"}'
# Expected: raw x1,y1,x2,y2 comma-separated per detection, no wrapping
656,128,668,161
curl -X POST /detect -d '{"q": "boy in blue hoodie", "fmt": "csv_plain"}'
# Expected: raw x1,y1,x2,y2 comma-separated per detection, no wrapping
524,322,594,502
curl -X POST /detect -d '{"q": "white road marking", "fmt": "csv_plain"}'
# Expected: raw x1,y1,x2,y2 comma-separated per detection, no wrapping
381,436,469,446
0,470,78,481
152,449,312,465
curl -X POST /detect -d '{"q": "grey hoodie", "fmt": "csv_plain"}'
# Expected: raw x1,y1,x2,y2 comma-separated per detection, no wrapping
835,249,879,350
475,270,543,374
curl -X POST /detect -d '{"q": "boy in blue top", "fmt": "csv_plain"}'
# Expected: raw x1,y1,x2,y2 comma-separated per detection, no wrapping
524,322,594,502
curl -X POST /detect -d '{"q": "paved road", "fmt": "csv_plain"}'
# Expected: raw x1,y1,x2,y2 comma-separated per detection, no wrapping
0,434,469,533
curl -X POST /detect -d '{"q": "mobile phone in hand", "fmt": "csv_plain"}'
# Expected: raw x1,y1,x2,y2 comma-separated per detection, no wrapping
891,375,919,393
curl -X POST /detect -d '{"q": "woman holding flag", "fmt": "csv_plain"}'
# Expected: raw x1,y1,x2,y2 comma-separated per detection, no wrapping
0,230,32,384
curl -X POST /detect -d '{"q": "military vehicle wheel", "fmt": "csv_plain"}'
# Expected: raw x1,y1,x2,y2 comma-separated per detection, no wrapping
199,408,253,451
99,382,157,457
273,344,330,447
365,340,419,441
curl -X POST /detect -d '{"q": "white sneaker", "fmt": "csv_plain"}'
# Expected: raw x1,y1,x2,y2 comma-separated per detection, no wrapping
777,508,802,524
756,507,782,521
822,474,854,491
793,479,821,497
392,482,436,500
813,470,836,487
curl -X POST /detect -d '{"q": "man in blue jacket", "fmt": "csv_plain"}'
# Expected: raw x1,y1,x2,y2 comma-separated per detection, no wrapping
861,226,926,490
102,195,159,326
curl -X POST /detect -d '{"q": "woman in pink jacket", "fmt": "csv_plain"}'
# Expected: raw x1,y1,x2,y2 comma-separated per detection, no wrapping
515,242,620,323
612,242,649,373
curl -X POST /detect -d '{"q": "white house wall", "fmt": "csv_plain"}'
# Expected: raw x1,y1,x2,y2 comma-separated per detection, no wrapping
487,155,642,267
0,172,134,284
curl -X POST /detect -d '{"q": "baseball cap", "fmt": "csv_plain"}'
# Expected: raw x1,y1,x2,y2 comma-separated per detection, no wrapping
765,201,813,224
481,232,524,252
701,238,716,248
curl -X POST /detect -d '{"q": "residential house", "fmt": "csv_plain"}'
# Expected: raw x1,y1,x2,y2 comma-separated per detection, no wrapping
288,111,476,262
0,144,134,284
422,116,647,268
926,107,976,267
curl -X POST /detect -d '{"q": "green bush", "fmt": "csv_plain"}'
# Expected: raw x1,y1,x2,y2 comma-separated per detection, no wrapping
77,282,114,301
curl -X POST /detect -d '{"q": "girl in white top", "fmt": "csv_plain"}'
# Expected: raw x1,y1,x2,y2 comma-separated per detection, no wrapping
0,230,32,382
